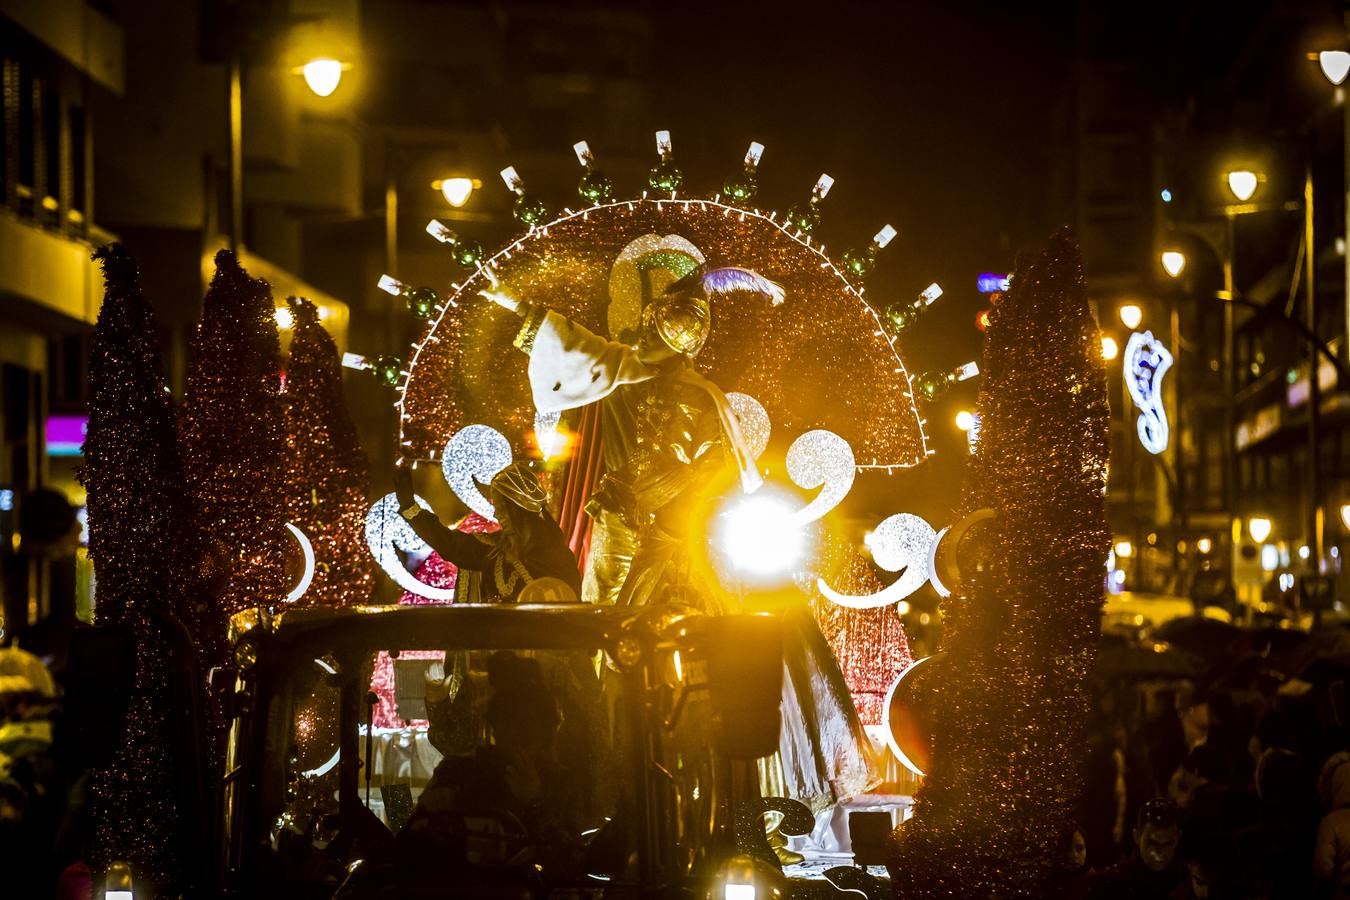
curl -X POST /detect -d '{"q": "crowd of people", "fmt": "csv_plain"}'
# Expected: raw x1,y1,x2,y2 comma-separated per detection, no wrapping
1054,625,1350,899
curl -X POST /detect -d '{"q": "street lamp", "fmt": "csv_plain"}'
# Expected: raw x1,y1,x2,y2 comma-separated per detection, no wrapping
1161,250,1187,278
1226,170,1260,203
1248,516,1273,543
300,58,347,97
432,177,480,208
1119,303,1143,330
1340,502,1350,531
1101,336,1119,360
1319,50,1350,86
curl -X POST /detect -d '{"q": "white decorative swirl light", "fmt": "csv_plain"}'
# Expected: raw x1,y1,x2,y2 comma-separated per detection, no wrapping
1124,330,1172,455
817,512,936,609
786,429,855,524
726,392,770,462
363,493,456,602
283,523,316,604
441,424,513,522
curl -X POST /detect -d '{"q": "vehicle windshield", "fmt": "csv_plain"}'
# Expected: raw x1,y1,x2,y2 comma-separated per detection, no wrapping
256,635,631,895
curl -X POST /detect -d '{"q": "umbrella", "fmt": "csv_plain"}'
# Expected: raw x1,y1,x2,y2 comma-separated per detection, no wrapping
1152,617,1244,666
1093,638,1201,682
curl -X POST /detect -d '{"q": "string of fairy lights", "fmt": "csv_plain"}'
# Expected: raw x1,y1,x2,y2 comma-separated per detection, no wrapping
345,131,982,474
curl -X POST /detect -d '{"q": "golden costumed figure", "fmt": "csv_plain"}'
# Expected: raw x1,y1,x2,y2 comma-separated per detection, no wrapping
474,241,878,824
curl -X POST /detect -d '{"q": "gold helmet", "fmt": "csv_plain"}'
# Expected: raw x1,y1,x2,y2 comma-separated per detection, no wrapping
642,288,712,356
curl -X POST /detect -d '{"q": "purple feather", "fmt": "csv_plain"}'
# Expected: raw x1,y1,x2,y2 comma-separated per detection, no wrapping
699,267,786,305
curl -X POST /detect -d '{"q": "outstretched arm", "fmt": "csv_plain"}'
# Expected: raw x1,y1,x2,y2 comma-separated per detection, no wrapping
477,266,523,315
392,462,494,571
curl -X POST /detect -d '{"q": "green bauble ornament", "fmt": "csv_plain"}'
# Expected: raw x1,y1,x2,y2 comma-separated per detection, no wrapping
723,171,758,203
405,286,438,319
513,194,549,226
843,247,876,278
913,370,950,402
578,170,612,203
785,203,821,234
372,355,404,388
452,239,484,267
884,302,917,331
648,159,683,193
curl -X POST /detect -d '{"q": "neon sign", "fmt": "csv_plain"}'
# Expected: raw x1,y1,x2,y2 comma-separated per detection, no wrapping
1123,331,1172,455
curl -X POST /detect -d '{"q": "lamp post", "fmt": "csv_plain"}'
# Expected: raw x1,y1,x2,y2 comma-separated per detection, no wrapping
227,56,349,251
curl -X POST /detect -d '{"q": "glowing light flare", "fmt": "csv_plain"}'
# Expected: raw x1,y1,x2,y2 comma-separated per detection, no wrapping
364,493,456,602
785,430,855,524
1248,516,1273,543
1197,537,1213,554
531,410,575,461
1321,50,1350,86
1124,331,1173,455
1341,503,1350,530
1161,251,1186,278
1260,544,1279,572
1101,336,1119,360
441,424,513,522
712,489,808,578
283,523,316,603
300,58,345,97
274,306,295,329
434,177,478,208
1118,304,1143,330
1227,170,1259,203
819,513,936,608
1114,539,1134,558
955,410,975,431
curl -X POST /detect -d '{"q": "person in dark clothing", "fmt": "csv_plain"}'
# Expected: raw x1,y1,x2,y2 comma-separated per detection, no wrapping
393,460,580,603
1087,799,1184,900
398,652,583,882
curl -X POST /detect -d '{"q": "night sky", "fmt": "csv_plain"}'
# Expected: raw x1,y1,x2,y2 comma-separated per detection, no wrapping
645,1,1078,521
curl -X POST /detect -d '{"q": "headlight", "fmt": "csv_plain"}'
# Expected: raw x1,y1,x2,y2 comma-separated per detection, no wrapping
715,854,785,900
104,860,134,900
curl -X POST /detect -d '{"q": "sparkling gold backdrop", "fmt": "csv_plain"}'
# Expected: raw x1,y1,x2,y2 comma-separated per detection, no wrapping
400,199,928,468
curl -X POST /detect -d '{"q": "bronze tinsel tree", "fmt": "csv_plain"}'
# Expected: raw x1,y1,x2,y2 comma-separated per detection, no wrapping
179,250,289,655
889,230,1109,897
282,296,375,606
81,245,187,891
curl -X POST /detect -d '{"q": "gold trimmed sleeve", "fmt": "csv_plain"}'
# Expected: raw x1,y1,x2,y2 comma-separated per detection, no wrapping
513,303,548,353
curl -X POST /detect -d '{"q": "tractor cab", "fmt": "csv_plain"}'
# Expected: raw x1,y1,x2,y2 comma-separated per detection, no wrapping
215,602,787,899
